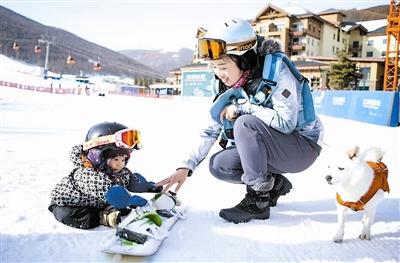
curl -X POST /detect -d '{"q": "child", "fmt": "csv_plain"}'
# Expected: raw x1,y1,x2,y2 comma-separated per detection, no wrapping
48,122,161,229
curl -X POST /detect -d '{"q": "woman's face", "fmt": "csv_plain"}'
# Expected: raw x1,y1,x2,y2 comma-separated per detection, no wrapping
209,55,242,87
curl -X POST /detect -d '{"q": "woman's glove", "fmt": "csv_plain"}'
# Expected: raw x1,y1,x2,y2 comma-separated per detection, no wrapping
127,173,163,193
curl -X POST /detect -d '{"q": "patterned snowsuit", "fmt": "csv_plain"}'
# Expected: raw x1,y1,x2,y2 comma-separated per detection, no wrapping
48,145,142,229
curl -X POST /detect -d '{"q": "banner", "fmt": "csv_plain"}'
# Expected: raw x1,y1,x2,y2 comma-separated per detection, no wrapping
312,91,399,127
181,70,218,97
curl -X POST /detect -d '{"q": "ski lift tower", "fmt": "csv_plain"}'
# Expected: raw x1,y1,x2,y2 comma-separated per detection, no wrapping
383,0,400,91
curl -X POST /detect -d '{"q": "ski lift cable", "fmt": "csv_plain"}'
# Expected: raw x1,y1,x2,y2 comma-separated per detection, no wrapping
0,37,164,78
54,42,163,78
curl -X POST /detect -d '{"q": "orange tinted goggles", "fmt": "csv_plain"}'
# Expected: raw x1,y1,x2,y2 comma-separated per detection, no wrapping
198,38,227,60
83,128,141,151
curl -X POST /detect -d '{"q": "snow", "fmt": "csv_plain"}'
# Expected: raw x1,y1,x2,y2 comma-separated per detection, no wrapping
1,83,399,261
357,19,387,33
286,6,310,16
1,88,399,262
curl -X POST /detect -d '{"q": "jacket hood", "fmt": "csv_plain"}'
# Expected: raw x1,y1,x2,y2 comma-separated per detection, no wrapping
256,35,282,56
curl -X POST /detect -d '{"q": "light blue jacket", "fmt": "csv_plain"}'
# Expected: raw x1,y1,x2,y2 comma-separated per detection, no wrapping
180,45,323,172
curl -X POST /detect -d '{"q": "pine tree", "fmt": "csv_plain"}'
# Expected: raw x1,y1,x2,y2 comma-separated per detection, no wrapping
328,51,358,90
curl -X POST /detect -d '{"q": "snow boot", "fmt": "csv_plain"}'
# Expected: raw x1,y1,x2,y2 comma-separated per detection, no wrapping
219,186,270,224
269,174,292,207
100,205,121,228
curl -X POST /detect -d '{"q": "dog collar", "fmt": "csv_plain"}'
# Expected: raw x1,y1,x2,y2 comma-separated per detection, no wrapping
336,161,390,211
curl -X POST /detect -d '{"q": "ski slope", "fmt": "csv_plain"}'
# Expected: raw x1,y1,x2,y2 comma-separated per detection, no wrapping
0,87,399,262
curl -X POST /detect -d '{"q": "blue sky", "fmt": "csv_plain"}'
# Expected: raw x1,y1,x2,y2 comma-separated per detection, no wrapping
1,0,387,51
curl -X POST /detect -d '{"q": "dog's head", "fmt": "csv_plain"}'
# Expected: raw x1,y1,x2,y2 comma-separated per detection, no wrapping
324,146,385,186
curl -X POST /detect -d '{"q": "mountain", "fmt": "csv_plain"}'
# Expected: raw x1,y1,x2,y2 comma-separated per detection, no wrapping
341,5,389,22
119,48,194,77
0,6,162,78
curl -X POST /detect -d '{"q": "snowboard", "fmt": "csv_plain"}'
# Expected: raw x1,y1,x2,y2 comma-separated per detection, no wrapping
102,186,185,256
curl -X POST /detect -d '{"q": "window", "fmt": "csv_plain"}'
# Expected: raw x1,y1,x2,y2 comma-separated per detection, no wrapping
366,51,373,57
260,26,267,33
275,23,285,32
381,51,386,56
312,39,314,46
268,23,277,32
310,77,320,89
292,22,303,31
367,40,374,46
293,37,299,44
333,34,336,40
383,39,387,44
352,41,359,48
358,67,371,90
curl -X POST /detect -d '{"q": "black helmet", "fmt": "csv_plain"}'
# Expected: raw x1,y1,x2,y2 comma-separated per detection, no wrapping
85,122,128,142
85,122,131,171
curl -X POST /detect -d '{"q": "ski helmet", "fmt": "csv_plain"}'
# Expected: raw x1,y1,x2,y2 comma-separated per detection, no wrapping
198,18,257,60
85,122,131,169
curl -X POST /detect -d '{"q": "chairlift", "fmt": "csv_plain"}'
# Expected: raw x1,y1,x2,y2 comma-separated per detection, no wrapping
13,42,20,51
93,62,102,71
34,45,42,53
67,55,76,64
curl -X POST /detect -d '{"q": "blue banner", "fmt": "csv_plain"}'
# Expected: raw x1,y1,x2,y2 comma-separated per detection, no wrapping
312,91,399,127
182,70,218,97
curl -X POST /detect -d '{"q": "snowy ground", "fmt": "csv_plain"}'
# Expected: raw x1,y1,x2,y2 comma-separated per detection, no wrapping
0,87,399,262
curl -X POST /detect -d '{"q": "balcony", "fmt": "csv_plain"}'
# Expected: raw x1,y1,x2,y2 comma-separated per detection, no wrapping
290,29,307,36
290,43,306,51
348,44,362,52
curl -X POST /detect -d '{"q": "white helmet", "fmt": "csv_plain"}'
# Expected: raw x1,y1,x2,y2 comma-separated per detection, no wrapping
198,19,257,60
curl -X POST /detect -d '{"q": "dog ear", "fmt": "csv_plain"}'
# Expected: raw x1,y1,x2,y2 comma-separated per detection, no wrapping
346,145,360,160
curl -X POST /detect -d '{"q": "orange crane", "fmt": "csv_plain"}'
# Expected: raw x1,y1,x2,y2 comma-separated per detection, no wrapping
384,0,400,91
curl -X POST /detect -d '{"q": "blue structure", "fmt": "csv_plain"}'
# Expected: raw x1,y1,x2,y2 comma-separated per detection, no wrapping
181,70,218,97
312,91,399,127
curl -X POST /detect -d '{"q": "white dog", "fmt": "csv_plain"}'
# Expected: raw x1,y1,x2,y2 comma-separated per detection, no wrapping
325,146,390,243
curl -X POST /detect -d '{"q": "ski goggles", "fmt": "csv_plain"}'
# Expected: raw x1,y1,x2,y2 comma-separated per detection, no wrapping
83,128,141,151
198,38,227,60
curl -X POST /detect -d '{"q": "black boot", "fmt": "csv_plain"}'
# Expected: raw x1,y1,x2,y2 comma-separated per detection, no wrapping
219,186,270,224
269,174,292,207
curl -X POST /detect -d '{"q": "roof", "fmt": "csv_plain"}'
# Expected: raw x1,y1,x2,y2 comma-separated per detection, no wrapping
317,9,347,16
285,6,310,16
368,25,386,35
296,13,326,24
294,60,330,70
342,24,368,33
254,3,292,20
357,19,387,32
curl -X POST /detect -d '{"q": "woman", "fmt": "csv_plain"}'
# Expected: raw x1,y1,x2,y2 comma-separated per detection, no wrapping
157,19,323,224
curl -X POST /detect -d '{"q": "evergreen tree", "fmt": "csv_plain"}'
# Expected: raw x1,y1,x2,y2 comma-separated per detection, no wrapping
328,51,358,90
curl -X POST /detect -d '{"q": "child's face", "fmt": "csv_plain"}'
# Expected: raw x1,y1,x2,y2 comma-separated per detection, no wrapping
107,155,126,173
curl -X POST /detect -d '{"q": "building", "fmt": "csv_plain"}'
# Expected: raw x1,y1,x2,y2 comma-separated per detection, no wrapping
180,4,388,95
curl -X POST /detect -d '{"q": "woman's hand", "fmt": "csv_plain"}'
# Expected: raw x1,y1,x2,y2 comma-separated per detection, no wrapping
220,104,238,122
156,168,190,193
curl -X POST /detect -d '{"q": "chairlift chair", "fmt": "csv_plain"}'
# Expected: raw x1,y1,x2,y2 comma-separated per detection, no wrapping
67,55,76,64
93,62,102,71
13,42,20,51
34,45,42,53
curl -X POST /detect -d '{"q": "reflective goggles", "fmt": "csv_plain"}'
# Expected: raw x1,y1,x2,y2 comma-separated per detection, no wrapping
83,128,141,151
198,38,227,60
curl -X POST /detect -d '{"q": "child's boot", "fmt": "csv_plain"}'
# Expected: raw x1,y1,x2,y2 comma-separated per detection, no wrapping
99,205,121,228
